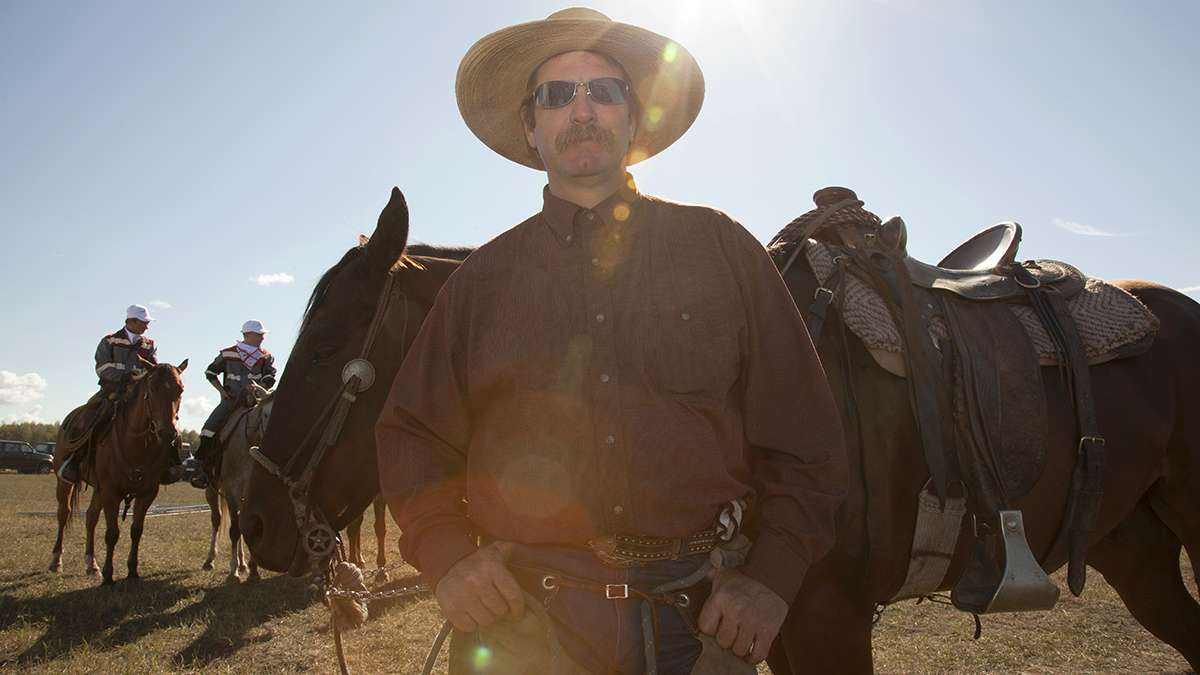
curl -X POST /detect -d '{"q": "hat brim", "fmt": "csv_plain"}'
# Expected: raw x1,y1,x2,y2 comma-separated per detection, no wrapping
456,17,705,170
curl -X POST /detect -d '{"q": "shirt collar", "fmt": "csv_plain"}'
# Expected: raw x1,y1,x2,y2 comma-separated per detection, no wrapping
124,328,142,344
540,172,641,244
236,341,260,356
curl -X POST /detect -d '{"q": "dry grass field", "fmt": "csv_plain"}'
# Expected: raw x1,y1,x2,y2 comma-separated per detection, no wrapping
0,473,1193,673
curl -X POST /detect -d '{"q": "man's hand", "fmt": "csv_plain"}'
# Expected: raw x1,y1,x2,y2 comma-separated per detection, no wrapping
697,567,788,664
434,541,525,632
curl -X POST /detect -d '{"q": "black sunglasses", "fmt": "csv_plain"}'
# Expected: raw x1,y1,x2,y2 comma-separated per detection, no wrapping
530,77,631,109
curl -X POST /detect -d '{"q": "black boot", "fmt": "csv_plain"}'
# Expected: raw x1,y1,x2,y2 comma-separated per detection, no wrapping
58,453,80,483
160,434,185,485
189,437,215,489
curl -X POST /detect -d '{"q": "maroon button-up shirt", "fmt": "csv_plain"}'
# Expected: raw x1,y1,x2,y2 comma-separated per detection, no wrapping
376,176,846,603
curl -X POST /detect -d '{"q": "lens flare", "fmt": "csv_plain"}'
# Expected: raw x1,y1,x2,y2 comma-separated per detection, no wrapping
613,203,631,221
662,41,679,64
473,645,492,670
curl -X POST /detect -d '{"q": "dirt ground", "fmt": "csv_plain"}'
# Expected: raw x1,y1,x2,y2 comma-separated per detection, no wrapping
0,474,1193,673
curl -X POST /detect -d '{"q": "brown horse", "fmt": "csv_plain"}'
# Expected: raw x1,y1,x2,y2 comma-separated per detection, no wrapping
49,361,187,585
762,225,1200,671
240,188,470,576
240,187,1200,669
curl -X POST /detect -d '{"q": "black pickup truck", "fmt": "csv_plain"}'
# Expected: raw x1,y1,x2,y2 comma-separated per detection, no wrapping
0,440,54,474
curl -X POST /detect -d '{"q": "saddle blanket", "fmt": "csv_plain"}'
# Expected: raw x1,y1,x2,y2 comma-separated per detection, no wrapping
801,239,1159,373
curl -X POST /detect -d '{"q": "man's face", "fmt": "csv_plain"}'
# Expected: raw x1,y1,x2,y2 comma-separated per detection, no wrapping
126,319,149,335
243,332,264,347
523,51,635,179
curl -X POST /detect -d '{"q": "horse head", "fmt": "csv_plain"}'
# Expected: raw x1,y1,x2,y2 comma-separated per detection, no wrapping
129,359,188,448
241,187,469,576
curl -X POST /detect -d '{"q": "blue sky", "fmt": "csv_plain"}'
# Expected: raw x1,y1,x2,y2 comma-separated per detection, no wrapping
1,1,1197,431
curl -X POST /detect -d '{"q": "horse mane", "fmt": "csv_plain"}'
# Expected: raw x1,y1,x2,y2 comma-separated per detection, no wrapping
302,246,366,333
404,244,474,261
301,243,474,333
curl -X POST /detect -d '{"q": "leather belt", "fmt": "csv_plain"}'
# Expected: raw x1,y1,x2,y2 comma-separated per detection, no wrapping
586,528,722,568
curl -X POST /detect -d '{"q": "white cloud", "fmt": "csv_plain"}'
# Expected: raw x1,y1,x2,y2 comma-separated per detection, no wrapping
149,300,172,310
1179,286,1200,294
0,371,47,405
182,396,216,417
1,405,46,424
1052,218,1131,238
250,272,295,286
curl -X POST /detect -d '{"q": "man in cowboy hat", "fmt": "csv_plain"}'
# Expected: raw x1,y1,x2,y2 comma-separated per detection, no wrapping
376,8,847,672
190,320,276,489
57,304,184,484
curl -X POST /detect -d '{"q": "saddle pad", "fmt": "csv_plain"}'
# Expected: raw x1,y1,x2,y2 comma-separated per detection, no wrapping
802,240,1159,370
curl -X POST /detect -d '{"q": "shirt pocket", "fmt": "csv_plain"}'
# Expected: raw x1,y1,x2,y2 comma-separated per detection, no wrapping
644,274,743,397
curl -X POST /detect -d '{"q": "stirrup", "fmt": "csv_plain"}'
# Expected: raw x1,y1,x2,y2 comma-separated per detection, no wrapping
951,510,1059,614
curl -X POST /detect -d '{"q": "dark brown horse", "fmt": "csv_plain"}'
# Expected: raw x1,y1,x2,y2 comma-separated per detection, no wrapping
762,227,1200,671
49,361,188,585
241,188,1200,669
240,189,470,576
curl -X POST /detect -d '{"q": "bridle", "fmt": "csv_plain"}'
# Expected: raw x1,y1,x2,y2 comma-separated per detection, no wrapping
249,269,409,578
113,366,181,485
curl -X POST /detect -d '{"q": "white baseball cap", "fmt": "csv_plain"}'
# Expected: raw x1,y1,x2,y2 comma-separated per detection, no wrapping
126,304,154,323
241,319,268,335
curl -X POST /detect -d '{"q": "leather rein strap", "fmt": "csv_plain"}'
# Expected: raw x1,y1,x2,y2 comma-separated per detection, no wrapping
250,269,408,572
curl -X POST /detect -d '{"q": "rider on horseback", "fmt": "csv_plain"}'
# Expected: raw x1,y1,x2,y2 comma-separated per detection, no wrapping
57,304,185,485
190,320,276,489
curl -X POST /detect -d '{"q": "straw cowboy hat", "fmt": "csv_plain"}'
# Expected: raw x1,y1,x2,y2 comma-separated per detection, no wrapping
456,7,705,170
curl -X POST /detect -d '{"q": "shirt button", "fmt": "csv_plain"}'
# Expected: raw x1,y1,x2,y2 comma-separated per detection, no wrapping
564,234,573,242
612,505,624,516
585,212,596,221
599,373,610,383
591,257,600,266
681,312,691,321
605,435,616,445
595,313,605,323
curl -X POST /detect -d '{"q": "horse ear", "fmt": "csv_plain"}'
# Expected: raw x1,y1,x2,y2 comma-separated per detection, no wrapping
178,359,189,373
363,187,410,273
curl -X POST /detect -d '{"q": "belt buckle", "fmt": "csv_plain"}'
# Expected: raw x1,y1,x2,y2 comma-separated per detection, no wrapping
605,583,629,600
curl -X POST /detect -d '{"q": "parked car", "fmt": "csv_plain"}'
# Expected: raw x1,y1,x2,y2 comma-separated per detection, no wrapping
181,456,199,483
0,440,54,474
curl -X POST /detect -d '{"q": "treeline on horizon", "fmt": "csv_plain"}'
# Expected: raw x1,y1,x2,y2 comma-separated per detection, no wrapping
0,422,201,448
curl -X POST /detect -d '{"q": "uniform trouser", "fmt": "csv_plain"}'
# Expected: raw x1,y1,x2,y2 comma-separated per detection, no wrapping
200,397,237,441
448,544,751,674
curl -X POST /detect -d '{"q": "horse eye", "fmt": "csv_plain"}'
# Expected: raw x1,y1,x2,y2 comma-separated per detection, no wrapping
311,346,338,364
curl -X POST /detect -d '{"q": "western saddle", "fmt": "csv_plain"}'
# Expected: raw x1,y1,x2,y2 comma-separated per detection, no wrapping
771,187,1105,615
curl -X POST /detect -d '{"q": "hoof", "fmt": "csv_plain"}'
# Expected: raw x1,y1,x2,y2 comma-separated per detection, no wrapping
248,572,262,583
127,572,140,581
373,569,391,585
237,565,249,576
86,567,99,576
225,573,241,585
202,561,214,571
101,577,115,586
49,562,61,573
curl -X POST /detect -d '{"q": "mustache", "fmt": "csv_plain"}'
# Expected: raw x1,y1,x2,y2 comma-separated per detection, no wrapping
555,124,616,153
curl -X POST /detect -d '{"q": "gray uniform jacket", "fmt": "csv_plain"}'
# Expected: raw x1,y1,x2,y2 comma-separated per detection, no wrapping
204,344,277,397
94,327,158,385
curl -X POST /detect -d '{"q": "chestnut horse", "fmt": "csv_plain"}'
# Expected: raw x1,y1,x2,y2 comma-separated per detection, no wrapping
49,361,187,585
240,188,470,577
241,188,1200,669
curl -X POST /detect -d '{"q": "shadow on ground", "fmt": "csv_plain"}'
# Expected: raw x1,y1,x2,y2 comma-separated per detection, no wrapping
0,571,316,668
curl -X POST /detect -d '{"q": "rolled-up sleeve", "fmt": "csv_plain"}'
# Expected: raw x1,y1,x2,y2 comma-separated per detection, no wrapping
719,217,848,604
376,274,477,587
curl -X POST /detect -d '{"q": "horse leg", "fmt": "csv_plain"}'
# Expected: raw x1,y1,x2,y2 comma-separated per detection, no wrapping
203,484,221,570
100,495,120,585
346,513,365,567
49,479,75,572
771,574,875,674
226,496,243,581
373,496,389,582
1088,499,1200,670
83,489,102,575
126,490,156,580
